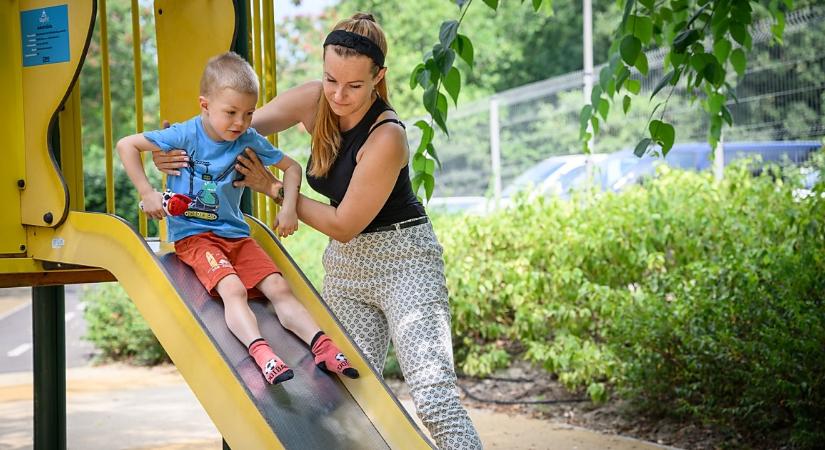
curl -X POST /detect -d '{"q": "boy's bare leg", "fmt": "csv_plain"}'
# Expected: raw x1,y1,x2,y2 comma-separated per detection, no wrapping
217,274,292,384
215,274,260,345
256,273,319,344
257,274,359,378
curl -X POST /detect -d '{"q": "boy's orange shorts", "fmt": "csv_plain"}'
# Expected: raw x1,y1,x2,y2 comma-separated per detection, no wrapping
174,231,281,298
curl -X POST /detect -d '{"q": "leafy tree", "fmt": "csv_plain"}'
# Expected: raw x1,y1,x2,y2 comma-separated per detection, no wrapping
411,0,800,200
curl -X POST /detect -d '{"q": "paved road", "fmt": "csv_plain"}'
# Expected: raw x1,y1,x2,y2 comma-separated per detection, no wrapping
0,286,97,373
0,364,677,450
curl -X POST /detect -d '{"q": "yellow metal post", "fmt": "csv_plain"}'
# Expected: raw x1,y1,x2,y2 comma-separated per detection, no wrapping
99,0,115,214
130,0,148,236
58,84,85,211
262,0,279,227
0,0,28,254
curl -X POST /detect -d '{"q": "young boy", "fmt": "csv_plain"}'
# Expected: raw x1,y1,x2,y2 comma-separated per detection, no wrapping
117,51,359,385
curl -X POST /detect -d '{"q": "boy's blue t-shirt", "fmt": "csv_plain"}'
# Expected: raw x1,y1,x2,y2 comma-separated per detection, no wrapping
144,116,283,242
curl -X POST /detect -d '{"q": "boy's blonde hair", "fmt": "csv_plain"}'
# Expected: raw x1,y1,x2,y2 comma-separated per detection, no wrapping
200,51,259,97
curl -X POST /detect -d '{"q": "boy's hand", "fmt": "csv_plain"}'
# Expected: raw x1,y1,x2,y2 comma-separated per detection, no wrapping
274,207,298,238
139,190,166,220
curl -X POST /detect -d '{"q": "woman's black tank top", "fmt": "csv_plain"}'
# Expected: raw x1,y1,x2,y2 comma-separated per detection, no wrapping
306,97,426,233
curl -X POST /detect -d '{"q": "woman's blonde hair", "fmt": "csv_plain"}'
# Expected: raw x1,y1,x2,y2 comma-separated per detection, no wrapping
310,13,390,178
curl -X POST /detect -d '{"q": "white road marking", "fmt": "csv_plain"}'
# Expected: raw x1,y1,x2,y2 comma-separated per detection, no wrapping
7,343,32,357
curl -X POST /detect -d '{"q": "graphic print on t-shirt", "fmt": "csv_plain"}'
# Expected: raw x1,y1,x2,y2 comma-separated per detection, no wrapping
182,155,239,222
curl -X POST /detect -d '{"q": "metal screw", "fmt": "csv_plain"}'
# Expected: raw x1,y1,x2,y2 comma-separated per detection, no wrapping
19,244,26,251
43,212,53,224
17,179,25,188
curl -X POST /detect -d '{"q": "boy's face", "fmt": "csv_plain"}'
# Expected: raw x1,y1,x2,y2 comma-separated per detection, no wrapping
200,88,258,142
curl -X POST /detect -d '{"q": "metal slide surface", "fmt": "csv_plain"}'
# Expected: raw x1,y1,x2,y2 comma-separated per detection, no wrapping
159,254,389,449
26,211,434,449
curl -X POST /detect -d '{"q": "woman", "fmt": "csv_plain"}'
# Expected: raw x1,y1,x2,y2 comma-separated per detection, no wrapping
155,13,482,449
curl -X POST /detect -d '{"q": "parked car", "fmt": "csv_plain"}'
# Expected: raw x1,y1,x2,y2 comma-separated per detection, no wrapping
425,195,487,214
561,140,822,196
501,154,608,200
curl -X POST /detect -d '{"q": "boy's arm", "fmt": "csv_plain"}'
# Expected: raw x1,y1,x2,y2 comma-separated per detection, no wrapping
116,134,164,216
273,155,302,213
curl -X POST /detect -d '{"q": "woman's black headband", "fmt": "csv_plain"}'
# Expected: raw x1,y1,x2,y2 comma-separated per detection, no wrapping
323,30,385,68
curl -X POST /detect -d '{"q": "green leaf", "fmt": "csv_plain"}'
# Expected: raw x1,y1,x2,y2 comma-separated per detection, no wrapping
433,44,456,76
451,34,474,67
620,35,642,66
444,67,461,106
412,153,427,172
621,0,636,30
638,0,654,10
721,105,733,126
410,63,425,89
649,120,675,154
625,79,641,95
626,15,653,44
651,70,675,98
424,157,436,175
730,23,747,46
671,0,688,12
686,4,709,28
532,0,542,12
599,66,612,92
590,85,602,109
411,173,423,197
615,65,631,90
704,61,725,87
623,95,632,114
414,120,434,154
598,98,610,120
579,104,593,136
673,29,700,53
425,141,441,168
635,52,649,76
439,20,459,49
590,115,600,134
432,107,449,136
634,137,652,157
771,10,785,44
482,0,499,10
423,173,435,200
730,48,746,76
436,91,449,123
708,92,725,114
713,39,732,63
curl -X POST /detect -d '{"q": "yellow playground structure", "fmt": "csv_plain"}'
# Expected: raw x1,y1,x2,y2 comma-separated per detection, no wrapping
1,1,434,448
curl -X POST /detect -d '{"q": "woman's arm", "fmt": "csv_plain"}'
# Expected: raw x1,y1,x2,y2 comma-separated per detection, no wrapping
152,81,323,175
251,80,322,135
235,122,408,243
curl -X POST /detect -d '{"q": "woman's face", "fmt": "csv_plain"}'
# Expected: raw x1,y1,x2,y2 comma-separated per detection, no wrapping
322,50,383,119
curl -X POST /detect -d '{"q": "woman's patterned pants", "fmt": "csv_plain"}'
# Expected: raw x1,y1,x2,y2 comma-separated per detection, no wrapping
322,221,483,450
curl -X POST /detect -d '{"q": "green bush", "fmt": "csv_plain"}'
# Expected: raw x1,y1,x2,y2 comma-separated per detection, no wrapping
82,283,169,365
439,157,825,447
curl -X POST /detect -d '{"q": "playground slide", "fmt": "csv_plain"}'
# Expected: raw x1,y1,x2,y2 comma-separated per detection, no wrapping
26,211,433,450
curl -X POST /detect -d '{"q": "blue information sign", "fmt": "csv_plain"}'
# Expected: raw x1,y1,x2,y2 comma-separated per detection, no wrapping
20,5,70,67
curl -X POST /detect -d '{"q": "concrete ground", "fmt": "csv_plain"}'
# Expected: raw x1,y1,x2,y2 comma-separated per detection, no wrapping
0,364,678,450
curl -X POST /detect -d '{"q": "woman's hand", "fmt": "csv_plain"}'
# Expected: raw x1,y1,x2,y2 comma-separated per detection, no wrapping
149,120,189,176
234,148,283,201
151,150,189,176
